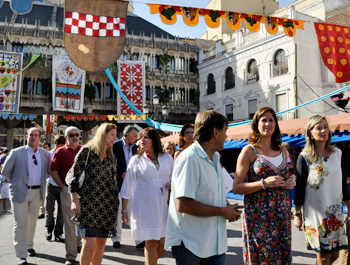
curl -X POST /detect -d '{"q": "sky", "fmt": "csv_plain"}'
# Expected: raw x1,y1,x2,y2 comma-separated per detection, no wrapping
133,0,297,38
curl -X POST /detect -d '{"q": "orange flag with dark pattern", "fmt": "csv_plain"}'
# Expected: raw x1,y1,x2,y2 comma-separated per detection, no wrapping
315,22,350,83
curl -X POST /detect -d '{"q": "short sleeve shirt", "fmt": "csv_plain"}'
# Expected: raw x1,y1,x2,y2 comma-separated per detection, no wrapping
164,141,227,258
51,144,82,186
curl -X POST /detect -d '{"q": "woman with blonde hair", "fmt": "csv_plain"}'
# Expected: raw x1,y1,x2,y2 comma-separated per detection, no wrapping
174,123,194,160
294,115,350,265
163,141,176,158
68,123,118,265
121,128,174,265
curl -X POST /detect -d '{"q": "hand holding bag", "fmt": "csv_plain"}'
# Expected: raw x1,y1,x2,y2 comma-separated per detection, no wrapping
65,147,90,188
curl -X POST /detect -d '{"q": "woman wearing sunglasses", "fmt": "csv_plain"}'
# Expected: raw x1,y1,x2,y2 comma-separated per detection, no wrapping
174,123,194,160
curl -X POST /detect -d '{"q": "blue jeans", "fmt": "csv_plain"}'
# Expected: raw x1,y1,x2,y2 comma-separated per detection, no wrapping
172,241,226,265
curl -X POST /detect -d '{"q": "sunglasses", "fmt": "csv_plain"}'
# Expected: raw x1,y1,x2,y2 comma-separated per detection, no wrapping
185,131,194,135
69,133,79,138
32,154,38,165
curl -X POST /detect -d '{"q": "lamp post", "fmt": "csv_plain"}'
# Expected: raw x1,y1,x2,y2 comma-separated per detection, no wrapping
143,93,170,122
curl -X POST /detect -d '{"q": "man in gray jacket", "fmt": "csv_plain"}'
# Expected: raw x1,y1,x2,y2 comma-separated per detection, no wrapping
2,127,51,265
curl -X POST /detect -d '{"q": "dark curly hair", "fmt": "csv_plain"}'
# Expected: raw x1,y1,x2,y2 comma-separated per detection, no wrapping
249,107,281,151
137,128,163,157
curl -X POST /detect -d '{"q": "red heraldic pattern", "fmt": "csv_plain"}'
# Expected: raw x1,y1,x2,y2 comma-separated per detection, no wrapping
315,23,350,83
117,61,145,115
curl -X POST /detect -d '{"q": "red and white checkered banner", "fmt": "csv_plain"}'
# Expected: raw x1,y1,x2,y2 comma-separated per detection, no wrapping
65,11,126,37
117,61,145,121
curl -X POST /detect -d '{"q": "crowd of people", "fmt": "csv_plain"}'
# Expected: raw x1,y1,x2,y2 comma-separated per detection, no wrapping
1,108,349,265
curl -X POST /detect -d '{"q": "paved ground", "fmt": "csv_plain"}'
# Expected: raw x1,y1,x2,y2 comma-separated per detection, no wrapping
0,199,328,264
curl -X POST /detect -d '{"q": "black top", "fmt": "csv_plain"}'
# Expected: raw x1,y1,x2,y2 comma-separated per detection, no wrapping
113,139,137,191
294,152,350,206
69,147,118,230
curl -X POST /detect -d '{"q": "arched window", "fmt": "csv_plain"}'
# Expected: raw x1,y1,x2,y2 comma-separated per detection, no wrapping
207,74,215,95
273,49,288,76
247,59,259,84
225,67,235,90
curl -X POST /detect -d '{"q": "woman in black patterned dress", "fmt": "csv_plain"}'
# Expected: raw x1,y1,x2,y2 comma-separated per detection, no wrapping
68,123,118,265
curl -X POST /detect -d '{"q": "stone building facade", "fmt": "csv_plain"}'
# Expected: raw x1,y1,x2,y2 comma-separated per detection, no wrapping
0,0,199,149
198,0,350,123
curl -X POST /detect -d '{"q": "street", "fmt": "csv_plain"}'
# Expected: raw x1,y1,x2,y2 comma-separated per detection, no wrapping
0,199,320,264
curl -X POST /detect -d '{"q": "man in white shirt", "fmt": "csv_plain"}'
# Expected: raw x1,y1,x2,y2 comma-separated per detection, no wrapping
2,128,51,265
165,110,242,265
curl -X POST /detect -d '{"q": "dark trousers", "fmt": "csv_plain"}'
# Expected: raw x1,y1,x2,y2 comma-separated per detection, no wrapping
172,241,226,265
45,183,63,236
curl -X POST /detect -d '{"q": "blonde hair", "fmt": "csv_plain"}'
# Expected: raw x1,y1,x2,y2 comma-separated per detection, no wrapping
163,141,177,157
85,123,117,158
302,115,334,162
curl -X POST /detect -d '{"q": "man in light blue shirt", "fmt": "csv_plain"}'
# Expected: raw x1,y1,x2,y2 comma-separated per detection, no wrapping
165,110,242,265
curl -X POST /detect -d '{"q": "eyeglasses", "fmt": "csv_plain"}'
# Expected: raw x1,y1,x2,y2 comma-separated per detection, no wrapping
69,133,80,138
32,154,38,165
185,131,194,135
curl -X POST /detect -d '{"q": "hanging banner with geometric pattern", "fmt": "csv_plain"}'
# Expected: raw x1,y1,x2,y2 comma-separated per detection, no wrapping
117,61,145,122
314,22,350,83
147,4,305,37
52,55,86,113
0,51,22,113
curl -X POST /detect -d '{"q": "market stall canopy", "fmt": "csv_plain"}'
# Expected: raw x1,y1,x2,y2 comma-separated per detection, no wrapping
161,113,350,145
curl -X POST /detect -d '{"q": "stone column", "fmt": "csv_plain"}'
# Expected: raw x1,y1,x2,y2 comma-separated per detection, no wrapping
6,128,14,150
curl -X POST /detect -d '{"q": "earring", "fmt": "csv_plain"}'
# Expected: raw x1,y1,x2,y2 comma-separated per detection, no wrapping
310,136,313,140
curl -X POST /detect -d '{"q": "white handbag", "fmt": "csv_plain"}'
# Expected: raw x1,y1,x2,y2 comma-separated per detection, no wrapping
65,147,90,188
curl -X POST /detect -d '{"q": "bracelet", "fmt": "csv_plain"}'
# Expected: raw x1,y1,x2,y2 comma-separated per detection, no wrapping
261,178,266,190
121,210,128,213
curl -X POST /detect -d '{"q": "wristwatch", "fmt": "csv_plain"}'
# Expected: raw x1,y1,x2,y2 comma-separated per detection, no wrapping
294,209,302,216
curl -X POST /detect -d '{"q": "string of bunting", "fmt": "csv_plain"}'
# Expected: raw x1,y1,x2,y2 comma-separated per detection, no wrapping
147,4,305,37
63,115,147,121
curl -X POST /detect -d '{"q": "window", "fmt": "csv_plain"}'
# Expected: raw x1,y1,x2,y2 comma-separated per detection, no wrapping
169,87,175,102
225,67,235,90
23,78,32,94
248,99,257,119
189,58,197,73
168,57,175,71
119,53,127,61
11,43,23,53
94,82,101,98
105,83,112,98
247,59,259,84
36,79,43,95
131,53,139,61
179,88,185,103
225,104,234,121
190,88,195,104
276,93,287,120
273,49,288,76
207,74,215,95
146,86,151,100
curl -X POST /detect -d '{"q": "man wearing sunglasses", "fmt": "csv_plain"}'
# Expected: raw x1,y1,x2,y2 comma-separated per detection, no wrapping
51,126,82,265
2,127,51,265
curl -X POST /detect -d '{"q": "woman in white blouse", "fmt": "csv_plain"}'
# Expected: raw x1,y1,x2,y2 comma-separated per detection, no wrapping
121,128,174,265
